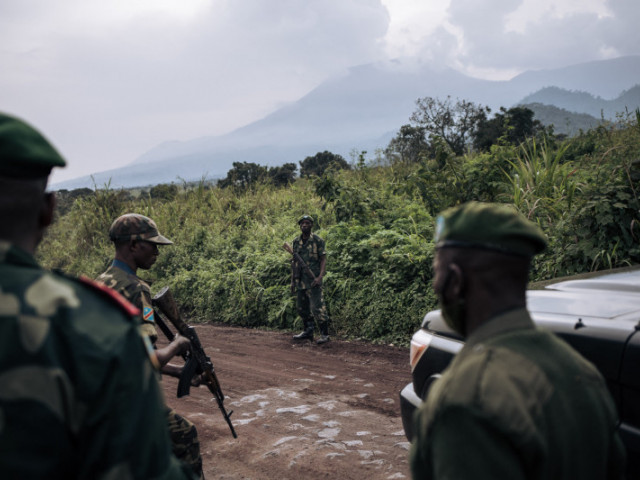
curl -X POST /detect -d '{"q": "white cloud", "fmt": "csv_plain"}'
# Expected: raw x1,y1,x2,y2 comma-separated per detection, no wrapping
379,0,451,58
0,0,390,183
405,0,639,79
0,0,638,184
505,0,612,33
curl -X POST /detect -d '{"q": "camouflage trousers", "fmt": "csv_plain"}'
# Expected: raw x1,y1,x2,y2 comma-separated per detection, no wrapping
296,286,329,334
166,407,204,479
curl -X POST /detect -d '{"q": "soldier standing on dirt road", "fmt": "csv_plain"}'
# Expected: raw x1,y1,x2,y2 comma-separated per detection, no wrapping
291,215,331,344
96,214,206,479
0,112,195,479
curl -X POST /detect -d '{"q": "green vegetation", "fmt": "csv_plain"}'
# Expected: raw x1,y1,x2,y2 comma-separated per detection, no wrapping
39,105,640,345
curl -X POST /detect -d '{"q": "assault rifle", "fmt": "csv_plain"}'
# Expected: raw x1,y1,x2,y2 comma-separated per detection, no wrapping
152,287,238,438
282,242,317,283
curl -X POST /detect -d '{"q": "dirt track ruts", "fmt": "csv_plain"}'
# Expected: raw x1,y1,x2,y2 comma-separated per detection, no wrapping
159,324,413,480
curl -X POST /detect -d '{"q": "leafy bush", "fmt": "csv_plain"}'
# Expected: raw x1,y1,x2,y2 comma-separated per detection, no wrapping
38,113,640,346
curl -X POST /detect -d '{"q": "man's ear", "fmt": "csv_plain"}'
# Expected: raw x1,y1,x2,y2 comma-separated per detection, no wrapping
39,192,56,229
447,263,464,297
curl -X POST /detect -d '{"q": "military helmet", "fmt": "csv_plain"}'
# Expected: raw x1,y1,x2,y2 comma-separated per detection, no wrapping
109,214,173,245
0,112,66,178
298,215,314,225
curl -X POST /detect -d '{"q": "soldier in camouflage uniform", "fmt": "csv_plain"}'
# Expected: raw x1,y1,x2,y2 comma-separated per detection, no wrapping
96,214,205,479
410,202,626,480
0,112,195,479
291,215,330,344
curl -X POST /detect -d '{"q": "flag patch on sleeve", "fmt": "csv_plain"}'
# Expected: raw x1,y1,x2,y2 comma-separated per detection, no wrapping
143,306,155,323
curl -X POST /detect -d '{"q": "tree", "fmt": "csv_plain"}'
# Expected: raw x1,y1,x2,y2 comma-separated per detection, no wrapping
410,96,490,156
385,124,429,164
473,106,548,151
150,183,178,201
299,151,350,178
218,162,267,189
267,163,297,187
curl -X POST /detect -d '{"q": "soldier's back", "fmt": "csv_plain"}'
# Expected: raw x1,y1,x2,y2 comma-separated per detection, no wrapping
414,309,625,480
0,245,190,479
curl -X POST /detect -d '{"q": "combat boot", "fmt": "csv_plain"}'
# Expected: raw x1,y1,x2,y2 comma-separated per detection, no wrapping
293,321,314,341
316,322,330,344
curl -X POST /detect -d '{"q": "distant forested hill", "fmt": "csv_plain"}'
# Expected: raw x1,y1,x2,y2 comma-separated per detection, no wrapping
520,85,640,119
520,103,601,136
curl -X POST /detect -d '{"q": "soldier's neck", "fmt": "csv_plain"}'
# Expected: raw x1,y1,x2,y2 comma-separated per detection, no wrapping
114,253,139,275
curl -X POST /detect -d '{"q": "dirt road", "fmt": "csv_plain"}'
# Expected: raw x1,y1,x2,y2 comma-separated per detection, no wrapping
160,324,413,480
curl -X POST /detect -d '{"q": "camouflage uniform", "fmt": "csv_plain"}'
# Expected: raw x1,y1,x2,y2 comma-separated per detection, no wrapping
0,245,196,479
292,230,329,339
97,260,159,342
97,215,204,479
0,112,194,479
410,202,625,479
410,308,626,479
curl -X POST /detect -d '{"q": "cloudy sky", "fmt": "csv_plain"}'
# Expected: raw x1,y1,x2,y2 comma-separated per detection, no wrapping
1,0,638,184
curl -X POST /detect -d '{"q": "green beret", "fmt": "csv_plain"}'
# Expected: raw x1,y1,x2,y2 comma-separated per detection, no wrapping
298,215,314,225
0,113,66,178
434,202,547,257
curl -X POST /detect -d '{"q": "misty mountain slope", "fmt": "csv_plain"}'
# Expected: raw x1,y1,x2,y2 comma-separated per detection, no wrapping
509,56,640,99
53,56,640,190
520,84,640,118
133,62,501,166
520,103,602,136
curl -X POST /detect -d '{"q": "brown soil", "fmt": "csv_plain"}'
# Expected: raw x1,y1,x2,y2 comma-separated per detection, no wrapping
160,324,413,480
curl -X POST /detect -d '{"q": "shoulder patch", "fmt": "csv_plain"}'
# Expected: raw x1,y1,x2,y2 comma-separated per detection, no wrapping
78,275,141,317
142,306,155,323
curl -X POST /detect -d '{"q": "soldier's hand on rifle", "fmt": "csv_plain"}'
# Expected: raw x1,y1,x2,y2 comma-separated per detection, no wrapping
169,334,191,356
156,334,191,367
190,372,208,387
311,275,323,288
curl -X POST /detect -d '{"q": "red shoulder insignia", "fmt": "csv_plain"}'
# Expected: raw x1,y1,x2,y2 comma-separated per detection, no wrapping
78,275,141,317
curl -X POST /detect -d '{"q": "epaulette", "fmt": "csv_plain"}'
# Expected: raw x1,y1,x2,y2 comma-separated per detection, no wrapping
77,275,141,317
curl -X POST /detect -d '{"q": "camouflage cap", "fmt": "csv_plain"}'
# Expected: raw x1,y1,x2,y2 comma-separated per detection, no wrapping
109,214,173,245
0,113,66,178
434,201,547,257
298,215,314,225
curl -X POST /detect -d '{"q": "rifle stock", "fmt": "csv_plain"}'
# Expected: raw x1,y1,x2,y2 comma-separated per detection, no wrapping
152,287,238,438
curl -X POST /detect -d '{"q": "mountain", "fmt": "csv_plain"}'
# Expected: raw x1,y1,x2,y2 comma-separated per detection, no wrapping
520,103,601,136
52,56,640,190
520,84,640,119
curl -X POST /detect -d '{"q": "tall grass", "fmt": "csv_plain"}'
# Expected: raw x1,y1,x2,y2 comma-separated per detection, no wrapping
40,119,640,344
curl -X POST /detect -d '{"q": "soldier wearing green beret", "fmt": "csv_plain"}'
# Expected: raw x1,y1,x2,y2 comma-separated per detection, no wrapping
410,201,626,480
291,215,330,344
97,213,205,479
0,113,196,479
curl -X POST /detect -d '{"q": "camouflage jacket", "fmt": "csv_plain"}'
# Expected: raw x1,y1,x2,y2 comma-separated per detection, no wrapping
410,308,626,480
96,260,159,344
0,242,194,479
291,232,326,290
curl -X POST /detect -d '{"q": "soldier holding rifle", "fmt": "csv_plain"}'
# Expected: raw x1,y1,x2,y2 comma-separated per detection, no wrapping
96,214,205,479
287,214,330,344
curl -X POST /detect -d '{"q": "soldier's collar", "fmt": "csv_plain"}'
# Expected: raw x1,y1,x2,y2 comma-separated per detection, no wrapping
465,307,534,348
111,258,136,275
0,242,40,268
